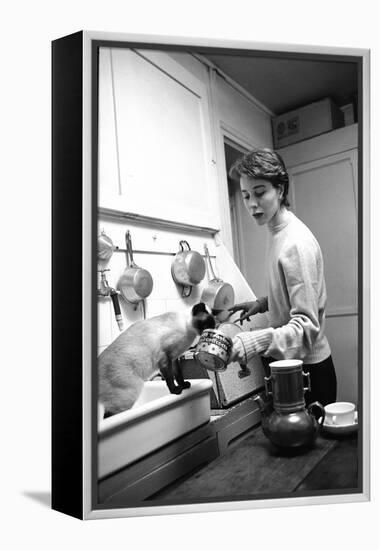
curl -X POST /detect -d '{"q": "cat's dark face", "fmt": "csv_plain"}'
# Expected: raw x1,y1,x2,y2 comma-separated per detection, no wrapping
191,302,216,334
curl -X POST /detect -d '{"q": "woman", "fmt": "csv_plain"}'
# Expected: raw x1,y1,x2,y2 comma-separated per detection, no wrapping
228,148,337,406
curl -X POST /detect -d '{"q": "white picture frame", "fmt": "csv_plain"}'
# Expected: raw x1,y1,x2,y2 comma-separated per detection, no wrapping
52,30,370,520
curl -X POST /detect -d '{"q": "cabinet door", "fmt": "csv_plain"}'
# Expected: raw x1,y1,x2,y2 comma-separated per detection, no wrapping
283,143,358,403
98,48,218,228
288,150,358,316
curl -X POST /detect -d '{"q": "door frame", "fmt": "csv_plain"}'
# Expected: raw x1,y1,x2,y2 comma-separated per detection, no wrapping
216,120,261,262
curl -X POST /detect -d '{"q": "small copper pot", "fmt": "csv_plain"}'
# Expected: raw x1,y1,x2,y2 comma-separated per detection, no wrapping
201,244,234,311
171,240,206,298
118,230,153,304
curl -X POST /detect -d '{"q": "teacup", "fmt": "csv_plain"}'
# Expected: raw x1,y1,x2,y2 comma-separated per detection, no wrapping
324,402,356,426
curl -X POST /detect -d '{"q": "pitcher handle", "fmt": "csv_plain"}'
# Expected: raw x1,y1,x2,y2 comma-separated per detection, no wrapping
264,375,272,396
302,371,311,393
308,401,325,426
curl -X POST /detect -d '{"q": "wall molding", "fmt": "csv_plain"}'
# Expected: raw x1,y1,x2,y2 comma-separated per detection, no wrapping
326,309,358,319
192,53,275,118
98,207,220,235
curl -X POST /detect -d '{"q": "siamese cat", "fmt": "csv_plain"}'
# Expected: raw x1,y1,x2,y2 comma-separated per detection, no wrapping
98,302,215,417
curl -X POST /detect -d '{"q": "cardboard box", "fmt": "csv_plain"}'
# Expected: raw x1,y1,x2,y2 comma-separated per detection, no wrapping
272,98,345,148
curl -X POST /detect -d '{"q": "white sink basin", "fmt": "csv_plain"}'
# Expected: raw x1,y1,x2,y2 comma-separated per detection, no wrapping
98,379,213,479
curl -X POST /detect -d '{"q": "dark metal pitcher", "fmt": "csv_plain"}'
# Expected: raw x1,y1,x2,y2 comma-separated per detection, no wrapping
255,359,325,449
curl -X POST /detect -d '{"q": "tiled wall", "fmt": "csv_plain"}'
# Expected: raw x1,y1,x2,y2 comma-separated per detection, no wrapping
97,216,269,355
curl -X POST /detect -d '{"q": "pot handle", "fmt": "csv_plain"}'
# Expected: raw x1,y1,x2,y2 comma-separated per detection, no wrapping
204,243,218,281
125,230,137,268
182,285,192,298
179,240,191,252
308,401,325,426
225,310,246,324
110,290,124,331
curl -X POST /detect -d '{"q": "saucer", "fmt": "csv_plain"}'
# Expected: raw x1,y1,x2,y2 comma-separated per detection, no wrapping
322,411,358,436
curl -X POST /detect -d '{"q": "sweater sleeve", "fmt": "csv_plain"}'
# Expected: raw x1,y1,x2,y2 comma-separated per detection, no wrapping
234,241,323,362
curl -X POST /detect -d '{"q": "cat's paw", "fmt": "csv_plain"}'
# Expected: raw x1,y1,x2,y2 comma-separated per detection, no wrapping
181,381,191,389
171,386,183,395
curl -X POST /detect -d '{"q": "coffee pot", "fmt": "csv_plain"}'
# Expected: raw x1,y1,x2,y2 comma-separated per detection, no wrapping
254,359,325,449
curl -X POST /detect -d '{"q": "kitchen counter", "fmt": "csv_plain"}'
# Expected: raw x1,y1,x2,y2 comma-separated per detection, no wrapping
148,425,359,502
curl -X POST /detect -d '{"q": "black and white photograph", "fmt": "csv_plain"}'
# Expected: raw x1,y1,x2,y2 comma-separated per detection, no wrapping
52,31,369,518
4,0,379,547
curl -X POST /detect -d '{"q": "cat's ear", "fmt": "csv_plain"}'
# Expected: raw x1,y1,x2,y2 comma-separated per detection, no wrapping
192,302,208,316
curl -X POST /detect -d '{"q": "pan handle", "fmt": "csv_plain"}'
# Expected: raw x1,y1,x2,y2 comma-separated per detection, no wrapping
179,240,191,252
125,230,137,268
204,243,218,281
224,310,248,325
182,285,192,298
110,290,124,331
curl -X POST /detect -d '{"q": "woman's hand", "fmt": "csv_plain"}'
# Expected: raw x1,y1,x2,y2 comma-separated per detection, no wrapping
228,300,262,324
228,336,247,364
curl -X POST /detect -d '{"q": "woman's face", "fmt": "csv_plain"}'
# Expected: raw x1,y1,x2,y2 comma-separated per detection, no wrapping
240,176,282,226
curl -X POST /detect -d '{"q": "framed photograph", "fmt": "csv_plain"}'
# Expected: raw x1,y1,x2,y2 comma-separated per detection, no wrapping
52,30,370,520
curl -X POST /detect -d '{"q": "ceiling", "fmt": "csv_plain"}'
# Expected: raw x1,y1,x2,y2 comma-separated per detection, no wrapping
203,53,358,115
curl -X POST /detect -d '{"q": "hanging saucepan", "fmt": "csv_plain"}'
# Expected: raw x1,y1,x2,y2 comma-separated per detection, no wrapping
117,230,153,304
171,240,206,298
97,230,115,262
201,243,235,314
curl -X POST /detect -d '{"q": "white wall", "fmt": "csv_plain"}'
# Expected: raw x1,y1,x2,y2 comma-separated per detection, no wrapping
211,73,274,297
97,218,270,353
210,72,274,255
97,220,217,353
326,315,358,403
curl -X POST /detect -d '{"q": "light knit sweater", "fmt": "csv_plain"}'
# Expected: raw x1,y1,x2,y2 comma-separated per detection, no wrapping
234,209,331,365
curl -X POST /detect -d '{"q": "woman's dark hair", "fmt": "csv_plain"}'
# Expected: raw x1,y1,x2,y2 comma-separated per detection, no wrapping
229,148,290,207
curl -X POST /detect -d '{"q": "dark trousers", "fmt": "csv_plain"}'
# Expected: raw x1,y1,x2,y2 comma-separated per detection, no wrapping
261,355,337,407
303,355,337,406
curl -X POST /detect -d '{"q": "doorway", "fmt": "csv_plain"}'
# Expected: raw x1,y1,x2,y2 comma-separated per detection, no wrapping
224,140,247,272
224,139,269,299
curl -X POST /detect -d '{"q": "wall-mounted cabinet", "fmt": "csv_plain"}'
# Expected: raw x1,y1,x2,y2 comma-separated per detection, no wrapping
98,48,219,229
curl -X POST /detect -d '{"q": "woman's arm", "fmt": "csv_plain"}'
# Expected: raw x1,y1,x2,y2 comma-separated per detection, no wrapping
231,242,324,363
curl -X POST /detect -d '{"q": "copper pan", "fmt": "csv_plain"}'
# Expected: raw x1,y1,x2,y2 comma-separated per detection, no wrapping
201,244,234,312
118,230,153,304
